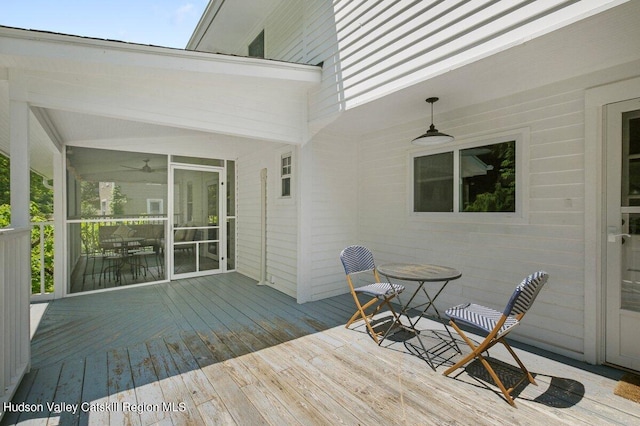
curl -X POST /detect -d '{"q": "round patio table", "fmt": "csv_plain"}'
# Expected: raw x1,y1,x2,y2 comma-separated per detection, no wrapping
376,262,462,369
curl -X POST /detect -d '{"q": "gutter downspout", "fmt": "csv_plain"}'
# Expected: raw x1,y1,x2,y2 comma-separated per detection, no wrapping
258,168,268,285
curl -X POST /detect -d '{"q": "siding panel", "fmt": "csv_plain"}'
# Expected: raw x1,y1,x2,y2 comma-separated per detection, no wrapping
352,85,587,355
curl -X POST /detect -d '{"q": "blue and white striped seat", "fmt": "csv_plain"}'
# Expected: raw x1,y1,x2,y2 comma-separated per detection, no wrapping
443,271,549,406
445,303,519,338
355,282,405,298
339,245,405,344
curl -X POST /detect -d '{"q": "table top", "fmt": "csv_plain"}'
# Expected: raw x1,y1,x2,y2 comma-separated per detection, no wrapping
377,263,461,282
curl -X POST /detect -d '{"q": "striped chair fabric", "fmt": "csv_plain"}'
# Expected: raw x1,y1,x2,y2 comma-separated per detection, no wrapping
505,270,548,316
340,245,376,275
340,245,405,297
445,303,519,339
443,271,549,406
339,245,405,344
446,270,548,339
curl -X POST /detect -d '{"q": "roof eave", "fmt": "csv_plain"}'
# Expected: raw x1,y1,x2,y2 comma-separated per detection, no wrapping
0,26,321,85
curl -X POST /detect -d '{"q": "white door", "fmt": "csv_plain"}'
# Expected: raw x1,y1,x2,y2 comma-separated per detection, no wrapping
605,98,640,371
171,166,224,279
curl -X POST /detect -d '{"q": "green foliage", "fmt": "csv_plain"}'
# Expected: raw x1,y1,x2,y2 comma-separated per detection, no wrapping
81,181,100,216
30,203,55,294
0,153,55,294
463,141,516,213
111,185,127,215
0,155,9,205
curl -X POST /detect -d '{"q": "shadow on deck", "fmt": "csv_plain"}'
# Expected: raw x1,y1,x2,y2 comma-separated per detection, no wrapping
3,272,640,425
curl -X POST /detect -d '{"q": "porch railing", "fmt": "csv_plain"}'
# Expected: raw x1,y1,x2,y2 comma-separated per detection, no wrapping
0,227,31,420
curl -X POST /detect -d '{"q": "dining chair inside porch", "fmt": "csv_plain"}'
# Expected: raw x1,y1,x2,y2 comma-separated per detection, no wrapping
339,245,405,344
99,235,128,286
442,270,549,406
80,232,104,285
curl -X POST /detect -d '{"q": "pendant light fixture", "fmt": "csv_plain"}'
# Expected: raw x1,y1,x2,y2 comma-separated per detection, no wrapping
412,97,454,145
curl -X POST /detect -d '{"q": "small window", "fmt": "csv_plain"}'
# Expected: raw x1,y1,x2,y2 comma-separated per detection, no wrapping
413,140,516,213
147,199,163,215
281,153,292,197
248,30,265,58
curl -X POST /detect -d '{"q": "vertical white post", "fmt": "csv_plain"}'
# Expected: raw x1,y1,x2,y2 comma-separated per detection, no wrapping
258,168,268,285
9,99,30,228
297,142,313,303
54,150,65,298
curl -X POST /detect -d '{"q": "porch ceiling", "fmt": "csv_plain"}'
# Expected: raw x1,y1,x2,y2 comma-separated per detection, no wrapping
316,0,640,138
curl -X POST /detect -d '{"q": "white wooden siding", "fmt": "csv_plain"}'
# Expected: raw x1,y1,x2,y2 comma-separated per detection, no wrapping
236,143,299,298
308,133,359,301
259,0,627,123
300,63,640,358
352,81,588,357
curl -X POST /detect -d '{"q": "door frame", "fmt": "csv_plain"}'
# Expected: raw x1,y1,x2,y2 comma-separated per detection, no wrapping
585,76,640,365
604,98,640,370
169,163,226,279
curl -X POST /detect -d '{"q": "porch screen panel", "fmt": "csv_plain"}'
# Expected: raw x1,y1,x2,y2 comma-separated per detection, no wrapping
66,147,168,293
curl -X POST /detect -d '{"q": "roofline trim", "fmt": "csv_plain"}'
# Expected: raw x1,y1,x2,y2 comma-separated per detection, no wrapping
0,25,321,83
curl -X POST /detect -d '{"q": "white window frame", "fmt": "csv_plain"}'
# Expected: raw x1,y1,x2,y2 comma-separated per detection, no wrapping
280,151,292,199
147,199,164,215
409,128,529,223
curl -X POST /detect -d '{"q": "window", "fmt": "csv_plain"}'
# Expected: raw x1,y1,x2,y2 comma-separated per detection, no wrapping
281,153,292,197
248,30,264,58
413,139,517,214
147,199,163,215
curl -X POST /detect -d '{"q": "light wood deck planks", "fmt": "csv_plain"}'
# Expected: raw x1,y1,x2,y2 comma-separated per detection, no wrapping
3,272,640,425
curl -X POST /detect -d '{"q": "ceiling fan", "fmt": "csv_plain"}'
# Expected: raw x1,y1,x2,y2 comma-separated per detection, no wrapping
121,159,161,173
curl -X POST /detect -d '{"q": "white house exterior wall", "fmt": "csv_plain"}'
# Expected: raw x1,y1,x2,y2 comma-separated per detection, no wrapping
308,133,358,301
253,0,628,124
347,62,638,359
236,143,299,298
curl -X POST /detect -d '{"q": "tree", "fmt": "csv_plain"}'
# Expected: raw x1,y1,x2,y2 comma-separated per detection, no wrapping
111,184,127,215
81,180,100,216
463,141,516,212
0,153,54,216
0,153,55,293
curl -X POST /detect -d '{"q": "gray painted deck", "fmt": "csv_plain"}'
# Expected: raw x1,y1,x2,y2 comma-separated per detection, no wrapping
3,272,640,425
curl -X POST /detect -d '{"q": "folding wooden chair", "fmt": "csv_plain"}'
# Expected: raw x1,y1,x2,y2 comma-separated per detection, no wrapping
339,245,405,344
442,271,549,406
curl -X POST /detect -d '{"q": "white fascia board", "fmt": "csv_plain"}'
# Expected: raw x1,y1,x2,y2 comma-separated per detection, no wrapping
186,0,223,51
0,27,321,85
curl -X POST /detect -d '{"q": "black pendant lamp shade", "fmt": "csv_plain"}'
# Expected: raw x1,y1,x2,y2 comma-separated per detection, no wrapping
412,97,454,145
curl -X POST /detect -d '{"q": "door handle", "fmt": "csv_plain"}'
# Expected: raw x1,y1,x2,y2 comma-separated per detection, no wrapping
608,233,631,243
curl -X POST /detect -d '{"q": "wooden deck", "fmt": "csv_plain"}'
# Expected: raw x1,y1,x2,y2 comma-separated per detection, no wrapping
3,272,640,425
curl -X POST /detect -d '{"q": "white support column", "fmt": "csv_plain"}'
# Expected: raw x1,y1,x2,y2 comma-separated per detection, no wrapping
53,149,65,298
296,142,313,303
9,74,30,228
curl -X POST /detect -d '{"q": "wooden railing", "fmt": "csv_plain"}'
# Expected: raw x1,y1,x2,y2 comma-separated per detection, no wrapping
0,227,31,421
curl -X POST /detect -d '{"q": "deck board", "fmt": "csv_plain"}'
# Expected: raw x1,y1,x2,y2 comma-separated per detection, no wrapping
79,351,110,426
3,272,640,425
